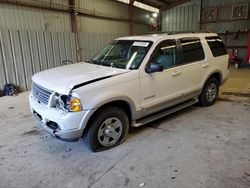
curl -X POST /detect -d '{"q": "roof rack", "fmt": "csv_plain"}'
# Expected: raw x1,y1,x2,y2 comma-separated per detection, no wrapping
135,31,170,36
135,29,214,36
168,29,214,35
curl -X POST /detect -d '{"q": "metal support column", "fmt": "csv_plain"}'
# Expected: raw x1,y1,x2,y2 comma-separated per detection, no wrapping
69,0,81,61
129,0,135,35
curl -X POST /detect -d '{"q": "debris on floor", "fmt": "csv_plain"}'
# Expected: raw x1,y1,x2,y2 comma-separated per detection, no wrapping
139,182,145,187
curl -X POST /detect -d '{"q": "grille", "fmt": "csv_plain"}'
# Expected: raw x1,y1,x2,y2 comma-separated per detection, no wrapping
32,82,52,105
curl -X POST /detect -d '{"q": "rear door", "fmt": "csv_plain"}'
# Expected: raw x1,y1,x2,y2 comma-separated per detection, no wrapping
177,37,206,96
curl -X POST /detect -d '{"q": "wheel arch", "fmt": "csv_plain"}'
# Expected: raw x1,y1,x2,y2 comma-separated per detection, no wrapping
198,71,221,106
82,98,136,137
203,70,222,88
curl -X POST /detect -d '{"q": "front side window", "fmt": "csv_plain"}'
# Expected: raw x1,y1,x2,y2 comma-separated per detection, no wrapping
90,40,152,69
180,37,205,64
151,40,177,69
206,36,227,57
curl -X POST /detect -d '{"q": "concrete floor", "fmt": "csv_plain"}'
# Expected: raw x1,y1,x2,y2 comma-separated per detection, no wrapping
0,67,250,188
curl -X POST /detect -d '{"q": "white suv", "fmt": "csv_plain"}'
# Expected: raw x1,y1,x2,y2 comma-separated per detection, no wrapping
29,32,229,152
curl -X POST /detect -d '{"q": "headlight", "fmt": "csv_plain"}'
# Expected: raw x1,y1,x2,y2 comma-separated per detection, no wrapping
54,93,82,112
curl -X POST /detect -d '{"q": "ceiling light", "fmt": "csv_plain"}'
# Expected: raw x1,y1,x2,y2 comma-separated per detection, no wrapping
152,13,158,18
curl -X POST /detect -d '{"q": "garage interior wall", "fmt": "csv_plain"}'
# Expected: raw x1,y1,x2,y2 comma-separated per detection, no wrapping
0,0,157,91
77,0,155,60
162,0,201,32
201,0,250,60
0,3,76,91
162,0,250,60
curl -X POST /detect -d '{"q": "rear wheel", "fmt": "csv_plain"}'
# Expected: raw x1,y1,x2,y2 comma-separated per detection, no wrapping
85,107,129,152
198,77,219,106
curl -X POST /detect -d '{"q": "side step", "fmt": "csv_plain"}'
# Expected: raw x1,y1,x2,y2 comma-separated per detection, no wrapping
133,98,198,127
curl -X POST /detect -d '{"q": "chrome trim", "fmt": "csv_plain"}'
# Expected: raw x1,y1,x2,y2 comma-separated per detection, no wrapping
133,98,198,127
141,89,200,117
32,82,53,105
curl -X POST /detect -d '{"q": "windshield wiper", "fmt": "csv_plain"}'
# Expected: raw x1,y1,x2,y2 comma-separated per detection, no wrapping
88,59,103,65
89,59,121,69
87,59,95,64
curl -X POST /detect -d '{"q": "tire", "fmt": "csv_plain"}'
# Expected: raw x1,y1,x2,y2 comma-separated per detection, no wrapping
198,77,219,107
85,107,129,152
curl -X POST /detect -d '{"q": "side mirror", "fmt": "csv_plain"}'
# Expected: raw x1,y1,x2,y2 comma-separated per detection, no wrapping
146,63,163,73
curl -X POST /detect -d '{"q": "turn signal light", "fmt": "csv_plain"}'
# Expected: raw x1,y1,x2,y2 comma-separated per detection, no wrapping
70,97,82,112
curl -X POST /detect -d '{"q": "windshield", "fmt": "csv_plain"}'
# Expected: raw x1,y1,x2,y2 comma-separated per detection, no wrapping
89,40,153,69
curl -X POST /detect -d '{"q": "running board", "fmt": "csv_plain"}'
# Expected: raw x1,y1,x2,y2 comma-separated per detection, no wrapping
133,98,198,127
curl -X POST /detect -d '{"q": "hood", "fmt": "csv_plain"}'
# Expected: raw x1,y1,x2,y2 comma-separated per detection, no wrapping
32,62,130,94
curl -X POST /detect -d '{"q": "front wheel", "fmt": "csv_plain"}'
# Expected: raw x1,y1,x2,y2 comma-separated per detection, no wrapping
198,77,219,106
85,107,129,152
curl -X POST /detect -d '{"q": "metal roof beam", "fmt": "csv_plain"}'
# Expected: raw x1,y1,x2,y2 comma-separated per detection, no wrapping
161,0,191,11
155,0,171,6
0,0,69,13
135,0,161,9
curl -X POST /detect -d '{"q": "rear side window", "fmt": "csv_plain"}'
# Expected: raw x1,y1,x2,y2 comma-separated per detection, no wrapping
180,37,205,64
206,36,227,57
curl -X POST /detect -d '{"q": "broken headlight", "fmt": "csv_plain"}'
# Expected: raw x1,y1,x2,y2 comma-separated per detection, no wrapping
54,93,82,112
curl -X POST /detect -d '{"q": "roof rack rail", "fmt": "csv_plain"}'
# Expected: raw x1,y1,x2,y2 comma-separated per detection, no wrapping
168,29,214,35
135,31,170,36
135,29,214,36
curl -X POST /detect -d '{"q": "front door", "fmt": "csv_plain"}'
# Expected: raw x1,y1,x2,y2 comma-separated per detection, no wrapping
139,39,184,116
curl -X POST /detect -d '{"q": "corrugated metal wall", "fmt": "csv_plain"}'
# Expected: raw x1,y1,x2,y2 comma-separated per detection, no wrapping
0,0,157,92
77,0,129,20
162,0,201,31
0,29,77,91
77,0,129,34
78,17,129,35
79,32,124,61
201,0,250,32
162,0,249,33
202,0,249,7
75,0,157,64
77,0,156,34
201,0,250,60
134,24,150,34
0,3,71,32
133,6,157,25
204,21,250,33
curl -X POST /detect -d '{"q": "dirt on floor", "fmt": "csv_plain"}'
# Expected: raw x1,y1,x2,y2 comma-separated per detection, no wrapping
220,67,250,103
0,66,250,188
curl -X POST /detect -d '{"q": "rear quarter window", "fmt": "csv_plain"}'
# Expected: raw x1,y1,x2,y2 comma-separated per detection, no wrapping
205,36,227,57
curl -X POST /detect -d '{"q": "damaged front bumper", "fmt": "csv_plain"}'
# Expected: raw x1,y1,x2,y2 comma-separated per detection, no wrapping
29,93,91,141
32,114,81,142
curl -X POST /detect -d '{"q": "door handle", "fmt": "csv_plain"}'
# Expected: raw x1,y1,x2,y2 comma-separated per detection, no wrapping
172,70,181,77
202,63,209,68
